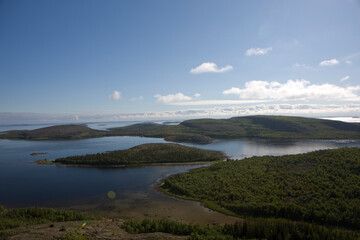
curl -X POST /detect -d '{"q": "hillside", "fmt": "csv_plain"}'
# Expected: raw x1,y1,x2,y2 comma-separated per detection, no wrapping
108,122,215,144
2,115,360,142
0,124,106,140
121,217,360,240
51,143,226,166
161,147,360,229
2,206,358,240
111,115,360,140
0,206,185,240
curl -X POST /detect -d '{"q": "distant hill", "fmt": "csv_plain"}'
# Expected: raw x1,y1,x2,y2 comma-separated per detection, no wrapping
2,115,360,142
110,115,360,140
0,124,105,140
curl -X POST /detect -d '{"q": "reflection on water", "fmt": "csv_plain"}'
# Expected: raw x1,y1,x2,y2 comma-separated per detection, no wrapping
184,138,360,159
0,133,359,223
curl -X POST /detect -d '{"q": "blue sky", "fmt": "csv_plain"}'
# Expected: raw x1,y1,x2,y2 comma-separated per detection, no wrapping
0,0,360,123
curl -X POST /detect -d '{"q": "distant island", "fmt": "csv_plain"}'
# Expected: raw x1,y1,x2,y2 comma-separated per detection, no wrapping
160,147,360,230
30,152,48,156
0,124,104,140
2,115,360,143
37,143,226,167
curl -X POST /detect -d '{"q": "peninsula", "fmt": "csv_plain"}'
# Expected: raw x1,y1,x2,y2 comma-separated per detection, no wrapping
160,147,360,230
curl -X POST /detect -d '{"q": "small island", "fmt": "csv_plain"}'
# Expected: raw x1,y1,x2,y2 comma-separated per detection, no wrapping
37,143,226,167
30,152,48,156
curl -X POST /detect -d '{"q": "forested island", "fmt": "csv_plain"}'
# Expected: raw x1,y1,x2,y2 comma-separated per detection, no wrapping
38,143,226,166
2,115,360,143
160,147,360,231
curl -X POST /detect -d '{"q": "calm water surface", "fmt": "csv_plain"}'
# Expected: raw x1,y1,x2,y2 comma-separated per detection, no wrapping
1,122,360,223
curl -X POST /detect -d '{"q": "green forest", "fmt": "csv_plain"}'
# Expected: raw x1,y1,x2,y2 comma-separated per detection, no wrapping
0,205,98,231
122,218,360,240
161,147,360,229
54,143,225,166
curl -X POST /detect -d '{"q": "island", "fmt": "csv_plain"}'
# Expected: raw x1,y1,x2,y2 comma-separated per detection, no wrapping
0,124,105,140
160,147,360,231
30,152,48,156
2,115,360,143
37,143,226,167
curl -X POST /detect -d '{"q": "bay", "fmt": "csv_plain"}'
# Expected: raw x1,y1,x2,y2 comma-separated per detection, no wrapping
1,122,359,223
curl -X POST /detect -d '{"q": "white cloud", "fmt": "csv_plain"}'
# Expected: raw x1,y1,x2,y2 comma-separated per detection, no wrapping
245,47,272,56
169,100,270,106
319,58,339,67
154,93,269,106
345,60,352,65
109,90,121,100
154,93,192,104
130,96,144,101
340,75,350,82
293,63,312,70
223,79,360,101
194,93,201,98
190,62,233,74
342,52,360,62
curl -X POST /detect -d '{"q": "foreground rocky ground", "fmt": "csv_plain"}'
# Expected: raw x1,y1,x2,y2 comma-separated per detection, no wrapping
4,219,187,240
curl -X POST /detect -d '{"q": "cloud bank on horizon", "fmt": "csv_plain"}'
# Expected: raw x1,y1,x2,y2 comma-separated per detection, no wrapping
2,103,360,124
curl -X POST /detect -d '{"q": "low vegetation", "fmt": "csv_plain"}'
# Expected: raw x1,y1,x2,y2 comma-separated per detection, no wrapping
164,134,214,144
122,218,360,240
0,205,99,231
161,147,360,229
53,143,226,166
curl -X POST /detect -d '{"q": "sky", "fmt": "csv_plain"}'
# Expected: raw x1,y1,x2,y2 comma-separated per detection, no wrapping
0,0,360,124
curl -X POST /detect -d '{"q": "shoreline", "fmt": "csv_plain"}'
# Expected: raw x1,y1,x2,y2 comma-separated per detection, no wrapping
153,164,240,219
35,159,222,168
